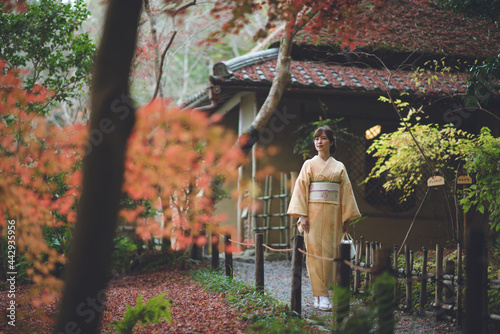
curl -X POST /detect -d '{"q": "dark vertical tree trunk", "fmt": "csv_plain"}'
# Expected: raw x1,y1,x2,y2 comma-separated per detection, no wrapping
211,232,219,270
464,227,488,334
54,1,142,333
224,233,233,278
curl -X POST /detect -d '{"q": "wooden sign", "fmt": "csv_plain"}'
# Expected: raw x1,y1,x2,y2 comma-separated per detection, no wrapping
457,175,473,185
427,175,445,187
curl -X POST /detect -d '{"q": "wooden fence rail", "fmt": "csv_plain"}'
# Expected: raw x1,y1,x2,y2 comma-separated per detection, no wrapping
213,230,496,333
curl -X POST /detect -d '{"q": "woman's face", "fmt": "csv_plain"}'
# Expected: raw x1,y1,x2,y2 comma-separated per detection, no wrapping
314,132,332,155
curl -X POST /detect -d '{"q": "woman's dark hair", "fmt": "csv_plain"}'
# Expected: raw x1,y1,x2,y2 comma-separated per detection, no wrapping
313,125,336,154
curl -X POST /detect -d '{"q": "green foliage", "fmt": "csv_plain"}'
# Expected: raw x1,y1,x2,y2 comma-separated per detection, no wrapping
332,285,352,331
437,0,500,21
461,127,500,230
293,117,358,160
44,224,71,253
111,292,172,334
111,236,138,275
435,1,499,107
464,54,500,107
364,107,474,202
488,261,500,305
334,273,396,334
192,268,312,333
0,0,96,113
372,272,397,334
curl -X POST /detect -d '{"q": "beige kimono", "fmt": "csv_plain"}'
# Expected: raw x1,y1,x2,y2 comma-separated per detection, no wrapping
287,156,361,296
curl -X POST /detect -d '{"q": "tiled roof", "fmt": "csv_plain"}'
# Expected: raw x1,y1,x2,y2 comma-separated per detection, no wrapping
217,58,469,95
293,0,499,59
182,48,474,109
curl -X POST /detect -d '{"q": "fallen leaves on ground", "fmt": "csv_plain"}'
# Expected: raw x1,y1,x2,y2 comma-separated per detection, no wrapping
0,264,248,333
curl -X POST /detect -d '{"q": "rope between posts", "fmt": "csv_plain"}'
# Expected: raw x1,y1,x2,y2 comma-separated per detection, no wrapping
230,240,256,247
263,244,293,252
216,232,256,247
218,233,376,274
297,248,376,274
216,232,292,252
298,248,335,262
343,259,375,273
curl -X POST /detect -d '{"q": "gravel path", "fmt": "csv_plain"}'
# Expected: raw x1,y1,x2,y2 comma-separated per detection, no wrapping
231,258,462,333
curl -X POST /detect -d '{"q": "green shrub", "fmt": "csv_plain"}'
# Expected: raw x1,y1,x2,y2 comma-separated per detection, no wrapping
111,293,172,334
192,268,313,333
111,236,138,275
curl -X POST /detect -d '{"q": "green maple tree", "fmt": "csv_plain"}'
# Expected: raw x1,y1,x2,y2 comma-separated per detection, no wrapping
0,0,95,113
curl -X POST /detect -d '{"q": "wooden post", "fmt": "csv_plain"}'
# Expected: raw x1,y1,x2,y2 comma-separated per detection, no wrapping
465,228,488,334
435,244,443,320
360,236,365,259
211,232,219,270
336,243,351,325
225,233,233,278
393,244,398,305
354,240,361,294
290,235,304,317
370,242,376,284
419,247,428,317
410,250,414,273
255,233,264,292
404,244,412,313
444,260,456,304
456,243,463,327
365,241,370,289
360,235,365,290
373,248,395,334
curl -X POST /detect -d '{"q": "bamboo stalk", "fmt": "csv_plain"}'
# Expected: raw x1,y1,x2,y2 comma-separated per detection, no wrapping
265,175,272,245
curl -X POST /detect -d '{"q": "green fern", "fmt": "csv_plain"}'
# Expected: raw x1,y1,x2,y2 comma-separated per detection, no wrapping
111,292,172,334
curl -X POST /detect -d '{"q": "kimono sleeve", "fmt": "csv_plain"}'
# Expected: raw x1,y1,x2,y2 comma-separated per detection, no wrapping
287,161,311,218
340,167,361,223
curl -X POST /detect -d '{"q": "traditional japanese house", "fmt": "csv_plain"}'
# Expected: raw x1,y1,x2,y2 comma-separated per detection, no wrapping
183,0,500,250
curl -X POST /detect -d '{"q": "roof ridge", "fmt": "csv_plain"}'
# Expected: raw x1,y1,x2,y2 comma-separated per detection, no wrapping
212,48,279,78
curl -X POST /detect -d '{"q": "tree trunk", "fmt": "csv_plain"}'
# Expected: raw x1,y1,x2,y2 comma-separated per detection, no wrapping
238,28,295,154
54,1,142,333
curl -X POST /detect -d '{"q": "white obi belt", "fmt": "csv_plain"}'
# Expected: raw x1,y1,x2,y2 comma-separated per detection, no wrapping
309,181,339,203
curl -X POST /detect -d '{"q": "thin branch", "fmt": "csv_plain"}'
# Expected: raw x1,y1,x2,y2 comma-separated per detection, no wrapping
153,30,177,100
144,0,163,98
152,1,196,101
368,51,437,173
173,0,197,15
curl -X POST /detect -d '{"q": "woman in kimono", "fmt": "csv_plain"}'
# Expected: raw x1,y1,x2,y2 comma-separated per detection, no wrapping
287,125,361,311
